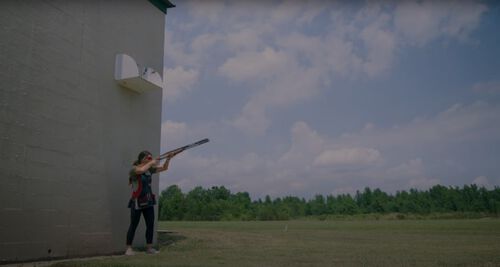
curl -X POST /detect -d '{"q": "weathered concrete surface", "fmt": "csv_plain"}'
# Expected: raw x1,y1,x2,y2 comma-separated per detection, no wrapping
0,0,165,263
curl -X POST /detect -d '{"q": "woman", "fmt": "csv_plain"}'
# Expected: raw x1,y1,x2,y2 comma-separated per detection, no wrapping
125,150,179,256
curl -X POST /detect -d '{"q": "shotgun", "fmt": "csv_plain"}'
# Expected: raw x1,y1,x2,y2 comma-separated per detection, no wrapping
157,138,210,160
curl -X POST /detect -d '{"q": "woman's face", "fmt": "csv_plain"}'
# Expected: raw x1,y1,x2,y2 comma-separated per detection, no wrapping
141,154,153,164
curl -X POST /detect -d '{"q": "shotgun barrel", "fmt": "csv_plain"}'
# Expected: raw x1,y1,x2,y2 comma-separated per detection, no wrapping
158,138,210,160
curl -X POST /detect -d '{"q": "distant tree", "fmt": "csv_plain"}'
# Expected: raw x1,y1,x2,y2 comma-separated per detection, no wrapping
309,195,327,215
257,195,277,220
159,185,185,220
336,194,359,215
158,184,500,221
282,196,306,218
356,187,373,213
371,188,389,213
184,186,206,220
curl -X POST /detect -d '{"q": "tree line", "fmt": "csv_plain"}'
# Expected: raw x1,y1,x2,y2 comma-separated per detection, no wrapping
158,184,500,221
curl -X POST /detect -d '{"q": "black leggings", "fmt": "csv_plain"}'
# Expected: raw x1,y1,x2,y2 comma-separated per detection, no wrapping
126,206,154,245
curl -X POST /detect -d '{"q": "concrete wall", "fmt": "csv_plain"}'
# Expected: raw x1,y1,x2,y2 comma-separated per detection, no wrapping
0,0,165,263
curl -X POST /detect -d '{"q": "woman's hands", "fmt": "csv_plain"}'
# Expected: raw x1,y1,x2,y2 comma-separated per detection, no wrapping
166,150,182,160
156,150,182,173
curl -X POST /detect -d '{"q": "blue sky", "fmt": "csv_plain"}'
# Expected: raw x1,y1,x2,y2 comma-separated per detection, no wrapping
160,0,500,199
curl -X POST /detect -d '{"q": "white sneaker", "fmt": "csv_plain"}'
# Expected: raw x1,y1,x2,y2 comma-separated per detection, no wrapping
125,247,136,256
146,248,159,254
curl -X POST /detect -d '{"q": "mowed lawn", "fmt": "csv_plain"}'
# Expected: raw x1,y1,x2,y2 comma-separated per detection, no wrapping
52,219,500,267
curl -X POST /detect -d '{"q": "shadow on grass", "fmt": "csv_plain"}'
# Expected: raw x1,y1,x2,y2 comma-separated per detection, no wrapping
157,231,187,248
46,232,189,266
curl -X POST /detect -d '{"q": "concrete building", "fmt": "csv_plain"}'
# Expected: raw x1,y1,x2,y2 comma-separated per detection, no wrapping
0,0,174,263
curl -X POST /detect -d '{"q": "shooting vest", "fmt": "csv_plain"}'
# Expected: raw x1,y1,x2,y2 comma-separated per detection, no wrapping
129,167,157,209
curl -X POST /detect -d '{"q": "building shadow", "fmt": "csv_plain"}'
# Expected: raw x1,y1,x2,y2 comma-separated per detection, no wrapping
157,231,187,248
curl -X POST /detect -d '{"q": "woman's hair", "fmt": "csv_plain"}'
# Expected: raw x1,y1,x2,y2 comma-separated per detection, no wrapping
130,150,152,185
133,150,152,166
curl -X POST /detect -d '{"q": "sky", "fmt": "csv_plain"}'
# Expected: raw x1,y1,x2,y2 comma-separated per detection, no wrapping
159,0,500,199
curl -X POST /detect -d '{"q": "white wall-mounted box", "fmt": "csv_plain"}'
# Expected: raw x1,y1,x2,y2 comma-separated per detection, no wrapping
114,54,163,93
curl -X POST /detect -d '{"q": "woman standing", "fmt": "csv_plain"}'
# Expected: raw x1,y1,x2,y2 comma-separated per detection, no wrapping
125,150,179,255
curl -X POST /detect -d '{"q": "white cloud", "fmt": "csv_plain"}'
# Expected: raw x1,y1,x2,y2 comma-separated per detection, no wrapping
160,120,189,153
409,177,441,190
383,158,439,190
226,2,445,136
164,30,199,67
394,1,446,45
225,43,325,135
472,176,491,188
323,35,363,77
473,81,500,94
314,148,382,167
363,123,376,131
224,28,263,52
394,0,487,46
163,67,199,102
331,186,357,196
339,101,500,149
271,1,302,25
231,65,324,135
161,101,500,197
295,0,329,25
218,47,291,82
279,121,326,166
277,32,360,78
231,102,270,136
161,121,329,197
166,1,488,137
441,2,488,41
162,152,269,196
387,158,424,178
186,0,226,24
191,33,221,53
162,120,187,138
160,1,494,197
360,13,396,76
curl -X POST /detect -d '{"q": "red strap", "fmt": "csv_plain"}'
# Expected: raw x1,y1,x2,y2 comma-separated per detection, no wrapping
131,175,142,199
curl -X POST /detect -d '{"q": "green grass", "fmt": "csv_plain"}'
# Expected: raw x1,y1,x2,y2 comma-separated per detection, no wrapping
51,219,500,266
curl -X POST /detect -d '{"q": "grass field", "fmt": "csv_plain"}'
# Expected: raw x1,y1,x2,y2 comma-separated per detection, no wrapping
51,219,500,266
